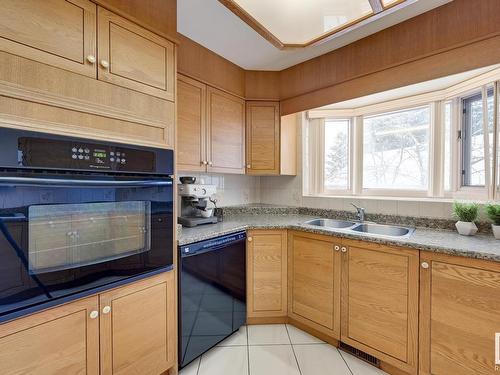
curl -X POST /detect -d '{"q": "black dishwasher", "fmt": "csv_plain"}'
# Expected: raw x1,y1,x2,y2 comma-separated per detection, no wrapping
178,231,246,368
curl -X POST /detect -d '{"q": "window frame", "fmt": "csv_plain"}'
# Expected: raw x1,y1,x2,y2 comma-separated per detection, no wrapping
305,72,500,202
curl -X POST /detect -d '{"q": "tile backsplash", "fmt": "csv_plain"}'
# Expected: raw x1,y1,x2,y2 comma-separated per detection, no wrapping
177,172,261,207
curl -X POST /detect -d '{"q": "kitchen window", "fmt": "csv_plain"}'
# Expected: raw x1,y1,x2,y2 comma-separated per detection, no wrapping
305,72,500,201
324,119,351,192
362,106,431,192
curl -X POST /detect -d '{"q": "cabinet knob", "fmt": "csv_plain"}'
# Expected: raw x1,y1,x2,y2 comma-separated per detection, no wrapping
334,245,340,251
202,160,208,165
89,310,99,319
208,161,213,166
247,237,253,242
102,305,111,314
421,262,429,269
341,247,347,253
100,60,110,69
86,55,96,64
246,164,251,169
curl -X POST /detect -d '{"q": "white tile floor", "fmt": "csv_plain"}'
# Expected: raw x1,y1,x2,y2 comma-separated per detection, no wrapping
179,324,389,375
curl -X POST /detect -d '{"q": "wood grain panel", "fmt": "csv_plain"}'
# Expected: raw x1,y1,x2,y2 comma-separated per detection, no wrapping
177,74,207,172
246,101,280,175
0,296,99,375
288,231,341,339
247,230,287,318
207,86,245,174
98,7,175,100
420,252,500,375
245,71,281,100
0,51,174,147
94,0,177,42
100,271,176,375
0,0,96,77
177,34,245,98
0,96,172,148
341,239,419,375
280,113,298,176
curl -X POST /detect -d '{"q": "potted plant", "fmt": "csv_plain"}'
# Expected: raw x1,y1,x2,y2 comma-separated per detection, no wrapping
453,201,479,236
485,203,500,239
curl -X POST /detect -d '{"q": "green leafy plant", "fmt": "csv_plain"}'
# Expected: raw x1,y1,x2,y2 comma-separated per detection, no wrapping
485,203,500,226
453,201,479,222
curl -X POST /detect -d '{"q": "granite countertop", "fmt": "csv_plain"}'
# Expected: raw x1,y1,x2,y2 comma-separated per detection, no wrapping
178,213,500,263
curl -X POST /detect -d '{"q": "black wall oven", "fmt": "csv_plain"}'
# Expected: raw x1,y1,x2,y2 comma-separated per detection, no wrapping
0,128,174,322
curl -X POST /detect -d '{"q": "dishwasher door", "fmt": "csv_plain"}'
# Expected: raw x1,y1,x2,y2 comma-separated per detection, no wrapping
178,231,246,368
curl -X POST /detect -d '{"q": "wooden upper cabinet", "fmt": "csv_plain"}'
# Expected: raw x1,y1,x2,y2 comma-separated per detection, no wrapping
420,253,500,375
0,296,99,375
0,0,97,77
177,75,207,171
99,272,176,375
246,101,280,175
341,240,419,375
288,231,341,339
247,230,287,319
97,7,175,100
207,86,246,174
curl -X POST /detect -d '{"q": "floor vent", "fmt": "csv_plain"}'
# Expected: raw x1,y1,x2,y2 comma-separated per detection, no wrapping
339,342,380,367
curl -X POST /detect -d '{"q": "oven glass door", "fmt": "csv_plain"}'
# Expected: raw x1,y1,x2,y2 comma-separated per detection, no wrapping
0,173,173,320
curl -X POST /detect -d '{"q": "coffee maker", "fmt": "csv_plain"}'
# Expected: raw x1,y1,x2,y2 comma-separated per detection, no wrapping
178,181,218,227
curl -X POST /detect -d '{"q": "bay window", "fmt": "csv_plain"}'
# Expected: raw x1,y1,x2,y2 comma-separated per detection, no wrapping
305,73,500,201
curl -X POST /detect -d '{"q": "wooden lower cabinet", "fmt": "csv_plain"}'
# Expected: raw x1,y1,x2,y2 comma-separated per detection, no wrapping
341,239,419,375
0,296,99,375
0,271,176,375
288,231,341,339
419,252,500,375
247,230,287,320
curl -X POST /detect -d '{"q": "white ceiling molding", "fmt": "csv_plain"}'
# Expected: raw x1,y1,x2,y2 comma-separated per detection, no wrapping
178,0,452,70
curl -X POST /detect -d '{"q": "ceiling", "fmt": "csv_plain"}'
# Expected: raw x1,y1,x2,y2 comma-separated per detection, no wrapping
178,0,452,70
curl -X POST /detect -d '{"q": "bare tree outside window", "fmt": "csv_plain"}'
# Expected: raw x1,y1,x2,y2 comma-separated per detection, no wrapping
363,106,431,190
324,119,350,190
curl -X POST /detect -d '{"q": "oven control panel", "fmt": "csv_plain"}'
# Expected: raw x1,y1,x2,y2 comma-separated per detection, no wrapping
18,137,156,172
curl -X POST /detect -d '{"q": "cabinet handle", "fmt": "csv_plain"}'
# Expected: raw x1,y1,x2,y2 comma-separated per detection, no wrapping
334,245,340,251
102,305,111,314
86,55,96,64
421,262,429,269
341,247,347,253
247,237,253,242
100,60,110,69
89,310,99,319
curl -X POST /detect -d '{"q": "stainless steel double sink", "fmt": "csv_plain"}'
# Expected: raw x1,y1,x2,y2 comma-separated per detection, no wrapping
303,218,415,238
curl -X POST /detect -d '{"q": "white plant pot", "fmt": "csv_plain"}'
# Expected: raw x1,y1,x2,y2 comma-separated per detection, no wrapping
492,224,500,240
455,221,478,236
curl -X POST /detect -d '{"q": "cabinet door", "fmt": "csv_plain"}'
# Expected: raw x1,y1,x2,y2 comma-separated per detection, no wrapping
177,75,207,172
0,297,99,375
97,7,175,100
207,87,246,174
247,230,287,319
341,240,419,375
288,231,341,338
99,272,176,375
246,101,280,175
420,253,500,375
0,0,97,77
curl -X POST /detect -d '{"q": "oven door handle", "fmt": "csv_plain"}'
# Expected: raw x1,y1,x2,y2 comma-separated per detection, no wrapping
0,176,173,187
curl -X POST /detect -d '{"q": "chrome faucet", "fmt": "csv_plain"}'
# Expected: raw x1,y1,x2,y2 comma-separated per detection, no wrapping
351,203,366,222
